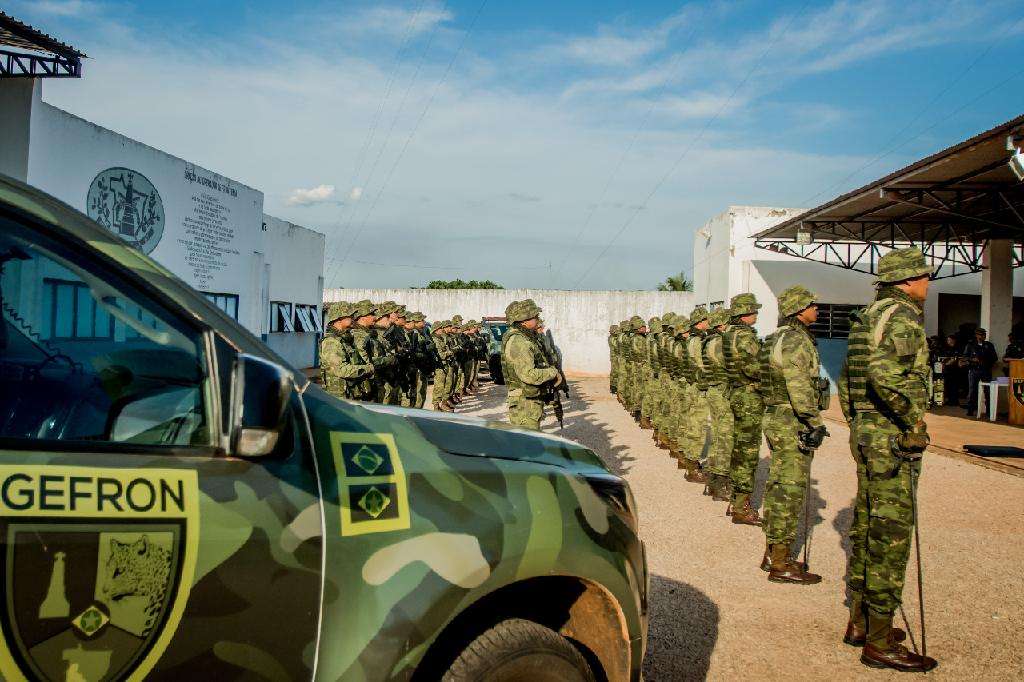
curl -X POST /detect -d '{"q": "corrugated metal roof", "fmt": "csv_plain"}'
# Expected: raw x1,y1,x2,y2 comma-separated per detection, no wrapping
0,11,86,59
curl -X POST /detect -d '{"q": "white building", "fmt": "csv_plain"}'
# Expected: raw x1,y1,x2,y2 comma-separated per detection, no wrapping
1,79,325,369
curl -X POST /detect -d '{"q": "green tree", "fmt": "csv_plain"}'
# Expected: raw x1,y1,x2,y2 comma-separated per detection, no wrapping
425,279,504,290
656,272,693,292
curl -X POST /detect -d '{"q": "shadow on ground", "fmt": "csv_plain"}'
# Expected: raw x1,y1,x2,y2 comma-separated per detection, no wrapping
643,575,720,681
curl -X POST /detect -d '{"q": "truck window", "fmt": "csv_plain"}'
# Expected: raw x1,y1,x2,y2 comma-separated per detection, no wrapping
0,223,209,447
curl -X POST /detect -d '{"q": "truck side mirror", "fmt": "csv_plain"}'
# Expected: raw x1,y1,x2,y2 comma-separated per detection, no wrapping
230,354,294,457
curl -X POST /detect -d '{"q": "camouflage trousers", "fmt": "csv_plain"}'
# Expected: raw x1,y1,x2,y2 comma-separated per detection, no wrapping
625,363,642,412
762,405,813,546
654,374,674,430
847,411,919,616
508,391,544,430
704,385,734,477
415,371,428,409
729,388,764,495
382,381,403,406
679,388,710,465
463,360,475,390
667,380,692,450
641,370,661,420
609,357,619,393
432,368,449,406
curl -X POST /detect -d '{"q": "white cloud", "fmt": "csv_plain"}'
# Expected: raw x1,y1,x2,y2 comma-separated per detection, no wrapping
287,184,337,206
27,0,100,17
338,1,453,42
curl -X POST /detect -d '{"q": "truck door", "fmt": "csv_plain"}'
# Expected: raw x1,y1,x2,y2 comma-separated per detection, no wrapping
0,214,322,680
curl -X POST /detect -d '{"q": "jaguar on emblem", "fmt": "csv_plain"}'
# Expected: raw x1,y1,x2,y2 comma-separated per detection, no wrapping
86,168,165,255
0,465,198,682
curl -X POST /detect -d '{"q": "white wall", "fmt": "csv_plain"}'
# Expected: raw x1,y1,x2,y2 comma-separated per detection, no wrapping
263,215,326,368
324,289,694,375
25,99,267,332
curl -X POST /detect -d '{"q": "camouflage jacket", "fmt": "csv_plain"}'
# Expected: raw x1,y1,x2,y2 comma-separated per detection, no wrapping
351,325,395,383
319,329,374,398
502,326,558,398
838,287,928,428
760,319,823,428
686,333,707,390
722,323,761,388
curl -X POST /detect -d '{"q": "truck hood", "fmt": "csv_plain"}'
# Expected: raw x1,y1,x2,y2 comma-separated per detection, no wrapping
359,404,610,475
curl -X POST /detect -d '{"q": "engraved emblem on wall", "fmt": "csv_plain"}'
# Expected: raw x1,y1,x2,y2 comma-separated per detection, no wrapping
86,167,166,255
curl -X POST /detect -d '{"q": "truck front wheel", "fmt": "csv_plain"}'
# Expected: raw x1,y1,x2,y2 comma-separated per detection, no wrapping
442,618,595,682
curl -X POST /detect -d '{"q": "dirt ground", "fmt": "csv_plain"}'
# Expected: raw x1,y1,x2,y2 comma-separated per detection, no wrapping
441,376,1024,681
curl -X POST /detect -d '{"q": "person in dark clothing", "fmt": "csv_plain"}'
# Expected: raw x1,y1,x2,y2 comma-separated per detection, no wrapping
1005,332,1024,375
964,327,998,416
938,334,963,406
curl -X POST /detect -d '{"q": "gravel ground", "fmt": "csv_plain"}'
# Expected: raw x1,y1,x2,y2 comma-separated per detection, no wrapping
440,376,1024,681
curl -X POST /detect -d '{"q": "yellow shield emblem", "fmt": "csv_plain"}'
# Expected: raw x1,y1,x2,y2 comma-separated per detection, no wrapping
0,465,198,681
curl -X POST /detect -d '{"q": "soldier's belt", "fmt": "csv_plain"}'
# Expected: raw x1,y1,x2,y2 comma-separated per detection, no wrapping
852,401,879,412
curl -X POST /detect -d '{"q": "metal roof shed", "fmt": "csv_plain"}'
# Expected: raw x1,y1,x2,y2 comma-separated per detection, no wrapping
753,114,1024,352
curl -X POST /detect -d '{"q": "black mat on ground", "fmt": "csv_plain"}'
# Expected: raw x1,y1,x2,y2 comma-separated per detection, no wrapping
964,445,1024,458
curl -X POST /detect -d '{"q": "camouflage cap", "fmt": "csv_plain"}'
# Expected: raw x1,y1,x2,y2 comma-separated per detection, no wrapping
407,311,425,322
377,300,400,315
353,299,378,318
394,304,408,317
451,314,464,325
435,319,450,329
875,246,934,284
778,285,816,317
325,301,354,322
505,299,542,323
662,312,677,325
708,308,731,327
729,293,761,316
672,313,690,334
648,316,662,332
688,306,708,327
609,324,619,333
629,315,646,331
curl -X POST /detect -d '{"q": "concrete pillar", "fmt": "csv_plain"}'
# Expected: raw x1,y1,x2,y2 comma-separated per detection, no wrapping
0,79,40,181
981,239,1013,365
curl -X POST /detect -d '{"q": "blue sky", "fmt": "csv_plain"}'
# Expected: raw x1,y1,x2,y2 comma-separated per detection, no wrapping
12,0,1024,289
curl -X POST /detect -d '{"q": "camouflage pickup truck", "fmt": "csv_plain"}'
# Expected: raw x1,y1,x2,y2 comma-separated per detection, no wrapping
0,175,647,681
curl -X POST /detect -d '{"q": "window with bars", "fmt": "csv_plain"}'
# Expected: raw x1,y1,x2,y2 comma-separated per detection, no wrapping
202,291,239,320
294,304,323,333
270,301,294,332
809,303,860,339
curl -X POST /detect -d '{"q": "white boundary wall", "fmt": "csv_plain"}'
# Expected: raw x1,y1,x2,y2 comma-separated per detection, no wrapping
324,289,694,375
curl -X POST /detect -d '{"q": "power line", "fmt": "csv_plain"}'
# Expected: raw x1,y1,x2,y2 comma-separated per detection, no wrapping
338,258,550,271
326,0,489,287
552,18,703,288
571,2,811,289
799,37,1005,208
325,5,448,285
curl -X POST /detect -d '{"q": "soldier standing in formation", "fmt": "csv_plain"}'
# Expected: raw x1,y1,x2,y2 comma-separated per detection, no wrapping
758,285,828,585
702,308,734,501
838,248,936,672
723,294,764,525
319,300,487,412
500,299,561,430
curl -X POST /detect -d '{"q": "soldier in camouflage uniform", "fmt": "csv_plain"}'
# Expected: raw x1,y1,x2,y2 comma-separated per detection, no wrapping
681,308,710,483
373,302,401,405
653,313,677,449
664,314,689,462
431,320,454,411
838,247,936,672
722,293,765,525
450,314,465,399
349,300,396,403
608,325,620,395
319,301,376,401
471,322,488,390
625,316,647,419
639,316,662,430
501,299,561,430
401,312,425,408
702,308,735,501
759,286,828,585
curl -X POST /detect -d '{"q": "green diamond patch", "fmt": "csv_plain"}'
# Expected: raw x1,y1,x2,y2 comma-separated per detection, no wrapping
72,605,109,638
357,486,391,519
351,445,385,475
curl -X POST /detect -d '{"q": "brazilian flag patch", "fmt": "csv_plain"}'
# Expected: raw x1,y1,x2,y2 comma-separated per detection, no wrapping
331,433,410,536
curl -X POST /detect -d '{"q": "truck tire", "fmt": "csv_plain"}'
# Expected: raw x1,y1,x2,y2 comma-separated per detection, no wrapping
489,356,505,384
442,618,595,682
